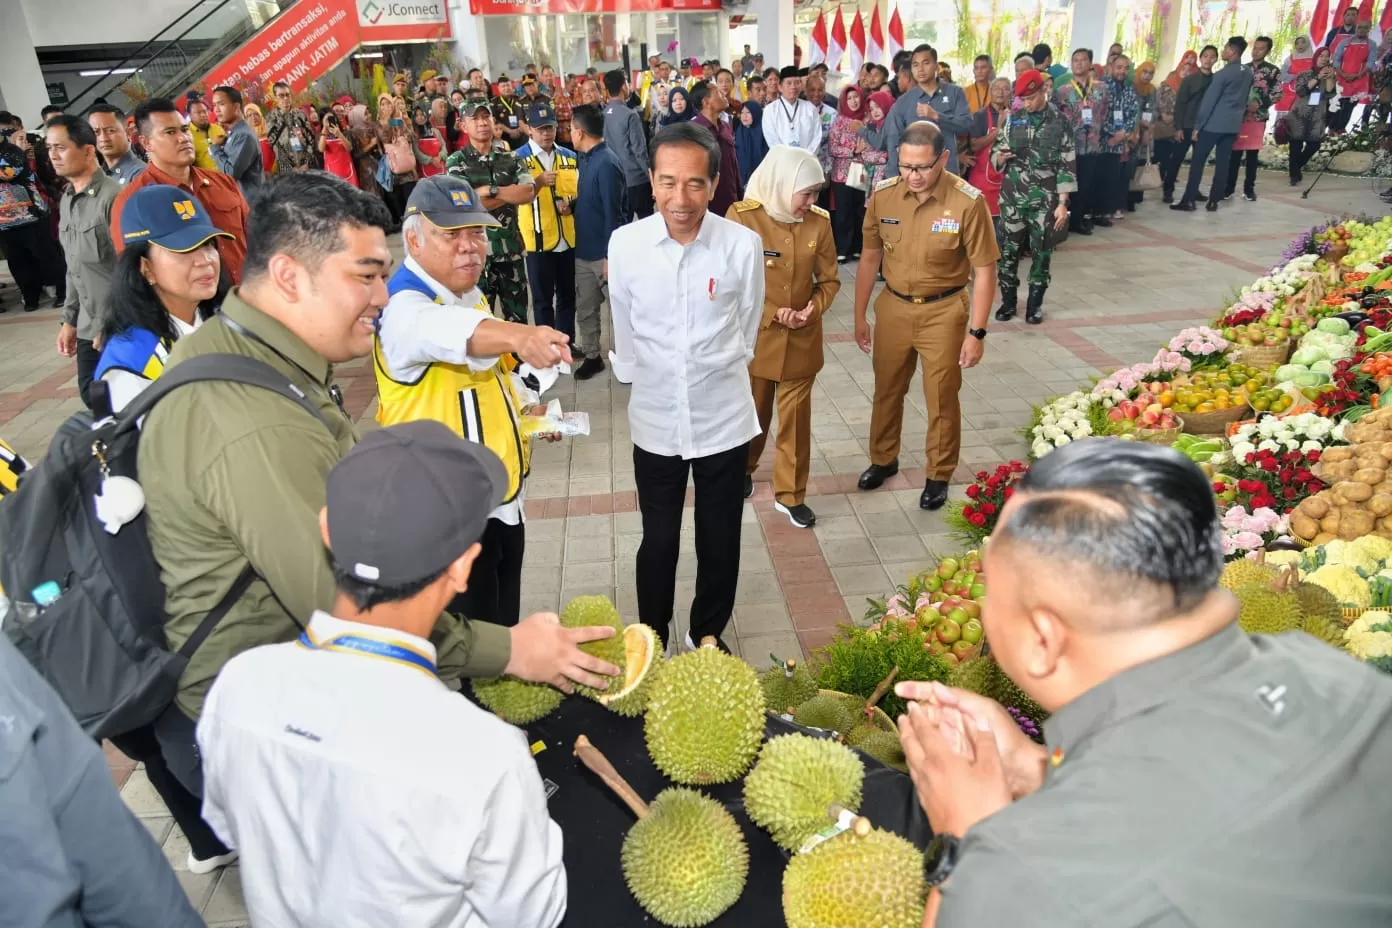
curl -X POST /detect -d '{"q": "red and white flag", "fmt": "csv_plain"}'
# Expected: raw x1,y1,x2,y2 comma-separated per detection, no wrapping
1308,0,1331,45
887,5,905,61
848,10,867,76
868,5,886,65
1377,0,1392,43
828,8,848,72
808,11,829,67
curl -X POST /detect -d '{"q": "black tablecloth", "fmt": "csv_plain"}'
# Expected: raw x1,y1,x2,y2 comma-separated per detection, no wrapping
520,697,933,928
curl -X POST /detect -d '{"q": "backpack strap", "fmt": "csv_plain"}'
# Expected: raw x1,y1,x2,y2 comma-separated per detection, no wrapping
177,562,258,659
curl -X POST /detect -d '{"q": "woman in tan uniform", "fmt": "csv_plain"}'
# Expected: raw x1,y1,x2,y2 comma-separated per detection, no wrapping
726,145,841,528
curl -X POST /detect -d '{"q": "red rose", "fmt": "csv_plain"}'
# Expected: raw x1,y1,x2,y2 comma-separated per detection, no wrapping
975,471,989,482
1295,468,1312,482
1244,452,1257,465
1306,449,1320,462
1238,479,1264,494
962,504,975,517
981,502,997,516
1278,468,1294,482
987,475,1003,489
1283,486,1297,500
968,512,988,527
1259,457,1278,472
966,484,981,499
1003,486,1014,500
1010,461,1027,473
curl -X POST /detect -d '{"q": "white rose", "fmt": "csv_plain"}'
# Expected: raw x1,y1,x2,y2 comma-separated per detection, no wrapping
1284,439,1300,451
1258,439,1280,453
1056,434,1072,445
1070,426,1090,440
1300,440,1323,453
1231,441,1255,461
1032,440,1051,458
1043,426,1065,442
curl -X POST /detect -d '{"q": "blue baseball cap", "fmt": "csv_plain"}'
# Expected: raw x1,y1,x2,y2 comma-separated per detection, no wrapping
119,184,232,252
526,100,557,127
405,174,500,229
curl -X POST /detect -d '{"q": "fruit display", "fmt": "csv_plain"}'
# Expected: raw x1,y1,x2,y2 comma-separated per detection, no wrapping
744,734,866,851
560,594,629,699
598,623,663,717
1106,389,1180,433
760,656,821,714
1231,567,1346,645
791,693,858,734
782,818,926,928
1165,365,1270,415
470,674,564,725
644,638,766,784
1328,215,1392,269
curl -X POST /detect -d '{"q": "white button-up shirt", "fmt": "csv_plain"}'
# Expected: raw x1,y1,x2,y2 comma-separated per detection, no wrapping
761,96,822,151
197,611,567,928
608,211,764,460
378,255,524,525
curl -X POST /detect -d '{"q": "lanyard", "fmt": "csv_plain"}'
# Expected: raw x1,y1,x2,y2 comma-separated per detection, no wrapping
298,629,438,678
1071,78,1091,98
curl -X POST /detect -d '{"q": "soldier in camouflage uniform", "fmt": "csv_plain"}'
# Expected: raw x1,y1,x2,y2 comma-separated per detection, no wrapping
447,101,536,323
991,69,1077,326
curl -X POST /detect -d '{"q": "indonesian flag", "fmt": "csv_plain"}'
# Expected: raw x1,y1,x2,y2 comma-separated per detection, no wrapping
1378,0,1392,43
1329,0,1357,44
808,11,829,67
887,5,905,61
848,10,867,76
1308,0,1331,45
828,8,848,72
868,5,886,65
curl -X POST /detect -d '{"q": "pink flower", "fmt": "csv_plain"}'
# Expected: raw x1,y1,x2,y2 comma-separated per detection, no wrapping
1220,507,1249,530
1187,340,1205,354
1230,531,1263,551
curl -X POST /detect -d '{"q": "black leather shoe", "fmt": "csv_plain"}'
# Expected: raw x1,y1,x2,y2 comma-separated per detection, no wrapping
1162,190,1174,203
744,474,754,499
1205,200,1219,212
858,460,899,491
1025,284,1046,325
920,479,949,510
1195,189,1208,200
1170,200,1196,211
1092,215,1113,227
574,355,606,380
994,288,1018,322
1075,218,1093,235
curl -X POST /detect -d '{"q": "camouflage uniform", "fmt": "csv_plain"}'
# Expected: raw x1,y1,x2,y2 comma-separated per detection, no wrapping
446,145,533,324
991,100,1077,321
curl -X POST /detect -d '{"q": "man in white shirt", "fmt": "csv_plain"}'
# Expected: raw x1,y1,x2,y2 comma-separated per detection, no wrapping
762,66,822,151
608,122,765,653
374,174,577,628
198,421,570,928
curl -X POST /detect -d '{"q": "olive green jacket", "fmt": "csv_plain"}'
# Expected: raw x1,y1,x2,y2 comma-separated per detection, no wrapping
140,291,511,719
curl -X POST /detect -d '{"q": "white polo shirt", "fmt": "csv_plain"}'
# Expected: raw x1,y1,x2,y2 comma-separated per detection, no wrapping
197,611,567,928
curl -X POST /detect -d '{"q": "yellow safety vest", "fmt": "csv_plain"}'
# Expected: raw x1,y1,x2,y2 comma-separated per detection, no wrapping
517,146,578,253
372,281,531,502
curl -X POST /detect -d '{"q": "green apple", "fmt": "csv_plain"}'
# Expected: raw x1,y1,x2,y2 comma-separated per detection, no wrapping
937,619,962,645
960,618,984,645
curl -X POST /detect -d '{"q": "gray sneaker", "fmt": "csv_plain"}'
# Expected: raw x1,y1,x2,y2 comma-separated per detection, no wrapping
774,501,816,528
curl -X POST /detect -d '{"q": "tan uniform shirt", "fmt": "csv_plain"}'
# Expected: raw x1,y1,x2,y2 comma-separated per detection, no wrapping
725,201,841,382
861,172,999,295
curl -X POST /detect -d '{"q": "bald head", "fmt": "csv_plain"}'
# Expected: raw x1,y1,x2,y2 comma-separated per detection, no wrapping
900,119,944,154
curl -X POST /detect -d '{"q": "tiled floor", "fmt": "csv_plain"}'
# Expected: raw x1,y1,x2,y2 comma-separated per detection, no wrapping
0,170,1376,921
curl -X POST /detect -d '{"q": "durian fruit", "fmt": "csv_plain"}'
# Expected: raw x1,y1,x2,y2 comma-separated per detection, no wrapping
783,817,926,928
845,720,879,746
851,730,908,773
1300,614,1347,648
1235,580,1302,636
761,655,819,713
1219,557,1278,592
792,693,856,735
947,655,995,697
744,734,865,851
985,661,1049,728
471,675,564,725
560,594,628,699
598,623,663,717
1296,581,1343,627
577,736,748,927
644,637,766,784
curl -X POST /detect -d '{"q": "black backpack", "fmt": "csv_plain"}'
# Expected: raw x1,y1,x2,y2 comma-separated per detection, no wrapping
0,353,336,739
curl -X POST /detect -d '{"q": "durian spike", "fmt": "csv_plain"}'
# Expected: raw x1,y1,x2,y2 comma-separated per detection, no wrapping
574,735,650,820
862,665,900,718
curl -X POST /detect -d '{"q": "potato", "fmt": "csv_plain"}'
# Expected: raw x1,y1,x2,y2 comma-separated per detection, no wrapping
1290,513,1321,539
1314,532,1339,545
1336,481,1374,502
1322,446,1355,463
1298,495,1331,520
1355,467,1387,486
1380,444,1392,462
1381,515,1392,534
1339,509,1376,539
1371,494,1392,518
1326,461,1359,483
1320,512,1342,534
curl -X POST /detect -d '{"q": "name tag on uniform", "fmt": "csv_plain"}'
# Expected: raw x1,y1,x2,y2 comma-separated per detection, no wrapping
1141,111,1153,123
763,250,782,257
1112,109,1123,122
1081,106,1092,125
931,218,960,234
880,217,900,224
1310,91,1322,105
509,115,518,127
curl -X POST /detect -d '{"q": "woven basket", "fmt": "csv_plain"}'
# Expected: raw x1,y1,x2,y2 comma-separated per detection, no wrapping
818,689,897,732
1237,342,1293,369
1178,404,1251,435
1135,426,1180,445
1324,244,1349,266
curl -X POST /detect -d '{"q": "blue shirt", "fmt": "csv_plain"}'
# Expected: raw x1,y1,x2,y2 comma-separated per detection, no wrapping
103,149,147,186
884,81,974,176
575,141,627,262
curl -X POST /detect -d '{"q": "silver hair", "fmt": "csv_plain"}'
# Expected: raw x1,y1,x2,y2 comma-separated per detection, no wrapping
402,212,424,253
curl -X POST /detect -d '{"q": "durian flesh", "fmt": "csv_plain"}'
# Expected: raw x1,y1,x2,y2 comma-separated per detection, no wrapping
599,623,662,717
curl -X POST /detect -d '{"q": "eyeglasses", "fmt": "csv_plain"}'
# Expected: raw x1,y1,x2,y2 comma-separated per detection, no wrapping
900,155,942,175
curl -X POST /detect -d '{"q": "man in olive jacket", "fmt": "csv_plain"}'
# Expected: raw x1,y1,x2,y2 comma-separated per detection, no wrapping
137,173,615,796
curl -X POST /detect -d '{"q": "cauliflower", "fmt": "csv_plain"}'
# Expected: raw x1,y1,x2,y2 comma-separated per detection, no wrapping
1344,611,1392,660
1346,535,1392,567
1306,564,1372,608
1263,550,1303,571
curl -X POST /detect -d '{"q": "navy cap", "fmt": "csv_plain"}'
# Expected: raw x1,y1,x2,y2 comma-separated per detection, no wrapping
527,100,557,126
119,184,232,252
404,174,500,230
326,421,508,586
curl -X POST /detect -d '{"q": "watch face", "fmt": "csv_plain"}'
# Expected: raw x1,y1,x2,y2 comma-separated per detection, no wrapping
923,832,961,886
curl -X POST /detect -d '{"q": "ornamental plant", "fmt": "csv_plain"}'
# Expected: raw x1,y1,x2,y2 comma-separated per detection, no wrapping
1226,412,1346,465
1215,447,1325,513
1167,326,1229,369
1219,505,1290,561
944,462,1029,545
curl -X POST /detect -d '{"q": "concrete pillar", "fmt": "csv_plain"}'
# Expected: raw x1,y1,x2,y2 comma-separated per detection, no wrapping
1069,0,1119,61
0,4,52,122
1155,0,1184,72
446,0,487,74
747,0,794,69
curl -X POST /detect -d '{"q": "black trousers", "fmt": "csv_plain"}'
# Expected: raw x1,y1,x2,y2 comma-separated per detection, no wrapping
1182,131,1236,205
0,221,64,308
1289,139,1322,181
1327,99,1355,133
110,723,230,860
450,518,525,627
1094,152,1124,215
633,442,747,648
831,182,865,258
76,338,101,412
1159,135,1191,193
1071,153,1101,227
386,180,416,225
1224,148,1259,197
627,181,653,221
525,250,577,340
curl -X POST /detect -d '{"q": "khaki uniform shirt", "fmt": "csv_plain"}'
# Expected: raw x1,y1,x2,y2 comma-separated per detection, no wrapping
937,625,1392,927
725,201,840,382
861,172,999,295
139,292,511,719
58,172,119,341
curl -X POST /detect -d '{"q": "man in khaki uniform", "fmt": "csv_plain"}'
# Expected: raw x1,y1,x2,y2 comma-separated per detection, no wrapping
725,146,841,528
854,121,999,511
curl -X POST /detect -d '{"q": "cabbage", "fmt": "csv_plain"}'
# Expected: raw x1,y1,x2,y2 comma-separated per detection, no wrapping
1316,317,1351,336
1291,346,1326,366
1291,372,1331,387
1274,363,1307,383
1311,359,1336,375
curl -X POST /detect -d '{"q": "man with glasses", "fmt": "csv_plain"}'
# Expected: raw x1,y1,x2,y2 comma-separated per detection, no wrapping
853,121,999,512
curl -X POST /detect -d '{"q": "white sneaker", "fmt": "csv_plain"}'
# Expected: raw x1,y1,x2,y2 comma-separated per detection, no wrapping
187,849,238,874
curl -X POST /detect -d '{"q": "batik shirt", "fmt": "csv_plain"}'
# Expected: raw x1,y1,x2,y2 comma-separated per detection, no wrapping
446,144,530,258
1248,60,1283,123
265,107,315,173
1053,76,1111,157
1100,77,1140,155
991,101,1078,233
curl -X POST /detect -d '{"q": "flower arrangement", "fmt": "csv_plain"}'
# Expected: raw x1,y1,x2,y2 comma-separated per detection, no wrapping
1215,447,1325,512
1219,505,1290,560
1028,390,1123,458
1220,292,1279,324
944,462,1029,545
1245,255,1320,297
1226,412,1346,464
1092,352,1190,397
1168,326,1229,367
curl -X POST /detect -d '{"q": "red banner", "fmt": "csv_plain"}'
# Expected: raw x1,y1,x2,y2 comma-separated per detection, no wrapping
469,0,718,14
204,0,360,92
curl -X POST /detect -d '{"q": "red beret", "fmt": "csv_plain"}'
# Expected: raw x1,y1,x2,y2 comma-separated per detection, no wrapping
1015,69,1045,97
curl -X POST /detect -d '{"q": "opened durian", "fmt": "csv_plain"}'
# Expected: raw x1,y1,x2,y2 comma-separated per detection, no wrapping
560,595,628,699
599,623,663,717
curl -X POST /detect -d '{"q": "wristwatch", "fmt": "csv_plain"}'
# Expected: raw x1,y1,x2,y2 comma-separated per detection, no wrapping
488,184,500,198
968,327,988,341
923,832,962,887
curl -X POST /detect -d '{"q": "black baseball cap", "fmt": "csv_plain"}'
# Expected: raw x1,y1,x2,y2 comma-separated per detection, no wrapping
527,100,557,126
326,421,508,586
404,175,500,229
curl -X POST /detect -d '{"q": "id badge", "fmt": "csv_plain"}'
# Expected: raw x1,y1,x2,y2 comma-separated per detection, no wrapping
1141,111,1153,123
1112,109,1123,123
1081,106,1092,126
1309,91,1322,106
509,115,518,127
290,133,303,152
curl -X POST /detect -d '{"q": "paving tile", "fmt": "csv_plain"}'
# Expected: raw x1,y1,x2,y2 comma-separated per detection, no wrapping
201,867,248,923
831,564,892,596
733,601,796,636
177,869,221,913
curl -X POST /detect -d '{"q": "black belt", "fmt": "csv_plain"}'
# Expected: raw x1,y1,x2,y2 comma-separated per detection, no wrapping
884,283,965,304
